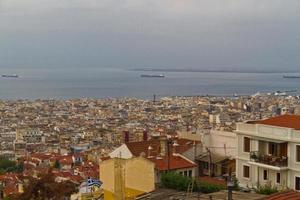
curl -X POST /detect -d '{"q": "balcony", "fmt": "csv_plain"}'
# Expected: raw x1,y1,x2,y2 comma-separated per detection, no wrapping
250,151,288,168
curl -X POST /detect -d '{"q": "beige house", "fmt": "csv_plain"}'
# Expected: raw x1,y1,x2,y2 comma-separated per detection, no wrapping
100,157,155,200
108,136,198,183
235,115,300,191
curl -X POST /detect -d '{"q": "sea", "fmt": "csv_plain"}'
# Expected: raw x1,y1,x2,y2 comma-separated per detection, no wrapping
1,67,300,100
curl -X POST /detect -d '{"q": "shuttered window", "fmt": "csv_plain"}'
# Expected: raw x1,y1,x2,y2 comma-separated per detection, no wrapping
263,170,268,180
296,177,300,190
244,137,250,152
296,145,300,162
243,165,250,178
276,173,280,184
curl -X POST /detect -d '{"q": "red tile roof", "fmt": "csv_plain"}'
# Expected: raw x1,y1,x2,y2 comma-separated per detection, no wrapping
263,191,300,200
148,154,196,171
3,183,18,196
126,138,198,157
254,115,300,130
123,138,198,170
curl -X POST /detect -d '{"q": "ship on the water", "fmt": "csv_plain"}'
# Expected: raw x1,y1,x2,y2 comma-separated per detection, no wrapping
283,75,300,78
140,74,165,78
2,74,19,78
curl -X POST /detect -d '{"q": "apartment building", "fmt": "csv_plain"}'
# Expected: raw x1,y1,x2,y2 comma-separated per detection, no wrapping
235,115,300,191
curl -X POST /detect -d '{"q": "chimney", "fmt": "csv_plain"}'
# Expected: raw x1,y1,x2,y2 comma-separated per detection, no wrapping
148,145,153,158
173,141,179,155
124,131,129,143
186,124,191,132
159,136,167,157
143,130,148,141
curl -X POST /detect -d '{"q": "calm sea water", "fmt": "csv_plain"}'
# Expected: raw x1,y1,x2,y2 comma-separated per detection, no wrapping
0,67,300,100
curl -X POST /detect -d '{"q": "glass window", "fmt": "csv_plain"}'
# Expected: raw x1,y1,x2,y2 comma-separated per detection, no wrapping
269,142,279,156
296,145,300,162
276,173,280,184
184,171,188,177
295,177,300,191
188,170,192,177
243,165,250,178
244,137,250,152
263,170,268,180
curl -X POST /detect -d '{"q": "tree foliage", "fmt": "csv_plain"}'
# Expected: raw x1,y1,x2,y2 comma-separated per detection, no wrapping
0,157,23,174
13,170,78,200
161,172,225,194
254,182,278,195
54,160,61,169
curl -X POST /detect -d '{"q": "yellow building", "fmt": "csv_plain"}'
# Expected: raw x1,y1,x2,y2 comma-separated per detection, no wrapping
100,157,155,200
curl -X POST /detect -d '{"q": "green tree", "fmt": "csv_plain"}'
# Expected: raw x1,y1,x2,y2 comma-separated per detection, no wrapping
14,170,78,200
54,160,61,169
161,172,225,193
0,157,16,170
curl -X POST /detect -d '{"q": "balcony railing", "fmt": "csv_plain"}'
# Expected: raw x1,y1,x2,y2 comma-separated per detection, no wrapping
250,151,288,167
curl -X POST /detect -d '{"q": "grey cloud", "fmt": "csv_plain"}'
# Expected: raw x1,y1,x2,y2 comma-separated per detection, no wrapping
0,0,299,70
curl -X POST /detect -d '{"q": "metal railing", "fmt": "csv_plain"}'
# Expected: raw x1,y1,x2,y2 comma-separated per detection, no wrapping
250,151,288,167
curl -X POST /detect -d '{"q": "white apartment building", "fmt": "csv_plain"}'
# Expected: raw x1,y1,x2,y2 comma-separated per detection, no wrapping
235,115,300,191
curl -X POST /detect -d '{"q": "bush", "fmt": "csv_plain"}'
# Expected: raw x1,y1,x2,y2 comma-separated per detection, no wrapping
197,181,225,194
254,182,278,195
232,176,240,191
161,172,225,194
161,172,190,191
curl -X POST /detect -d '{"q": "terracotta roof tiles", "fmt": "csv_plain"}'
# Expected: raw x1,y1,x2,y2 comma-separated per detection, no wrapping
147,154,196,171
255,115,300,130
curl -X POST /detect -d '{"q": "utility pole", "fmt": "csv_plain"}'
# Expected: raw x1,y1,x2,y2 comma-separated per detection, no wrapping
227,175,234,200
206,147,212,177
167,139,173,172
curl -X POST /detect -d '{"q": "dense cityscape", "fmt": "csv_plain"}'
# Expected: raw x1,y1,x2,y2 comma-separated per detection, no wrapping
0,94,300,199
1,0,299,199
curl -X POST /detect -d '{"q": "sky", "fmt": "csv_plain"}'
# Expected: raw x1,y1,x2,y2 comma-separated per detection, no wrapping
0,0,300,71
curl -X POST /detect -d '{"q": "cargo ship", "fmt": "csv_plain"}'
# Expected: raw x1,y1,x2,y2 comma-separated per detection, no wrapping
283,75,300,78
140,74,165,78
2,74,19,78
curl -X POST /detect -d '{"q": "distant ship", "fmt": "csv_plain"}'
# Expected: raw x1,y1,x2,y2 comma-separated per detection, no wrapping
140,74,165,78
2,74,19,78
283,75,300,78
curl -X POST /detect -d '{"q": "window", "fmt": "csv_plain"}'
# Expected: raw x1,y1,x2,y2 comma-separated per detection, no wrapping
276,173,281,184
296,145,300,162
243,165,250,178
188,170,192,177
295,177,300,191
263,170,268,180
269,142,278,155
184,171,188,177
203,162,209,170
244,137,250,152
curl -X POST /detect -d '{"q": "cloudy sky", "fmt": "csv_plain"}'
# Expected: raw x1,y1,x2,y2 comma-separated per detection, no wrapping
0,0,299,71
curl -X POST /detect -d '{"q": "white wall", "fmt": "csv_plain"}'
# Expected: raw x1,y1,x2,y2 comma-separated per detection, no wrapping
203,130,236,158
109,144,133,159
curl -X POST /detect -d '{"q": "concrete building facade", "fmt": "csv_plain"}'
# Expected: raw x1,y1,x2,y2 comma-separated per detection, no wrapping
235,115,300,191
